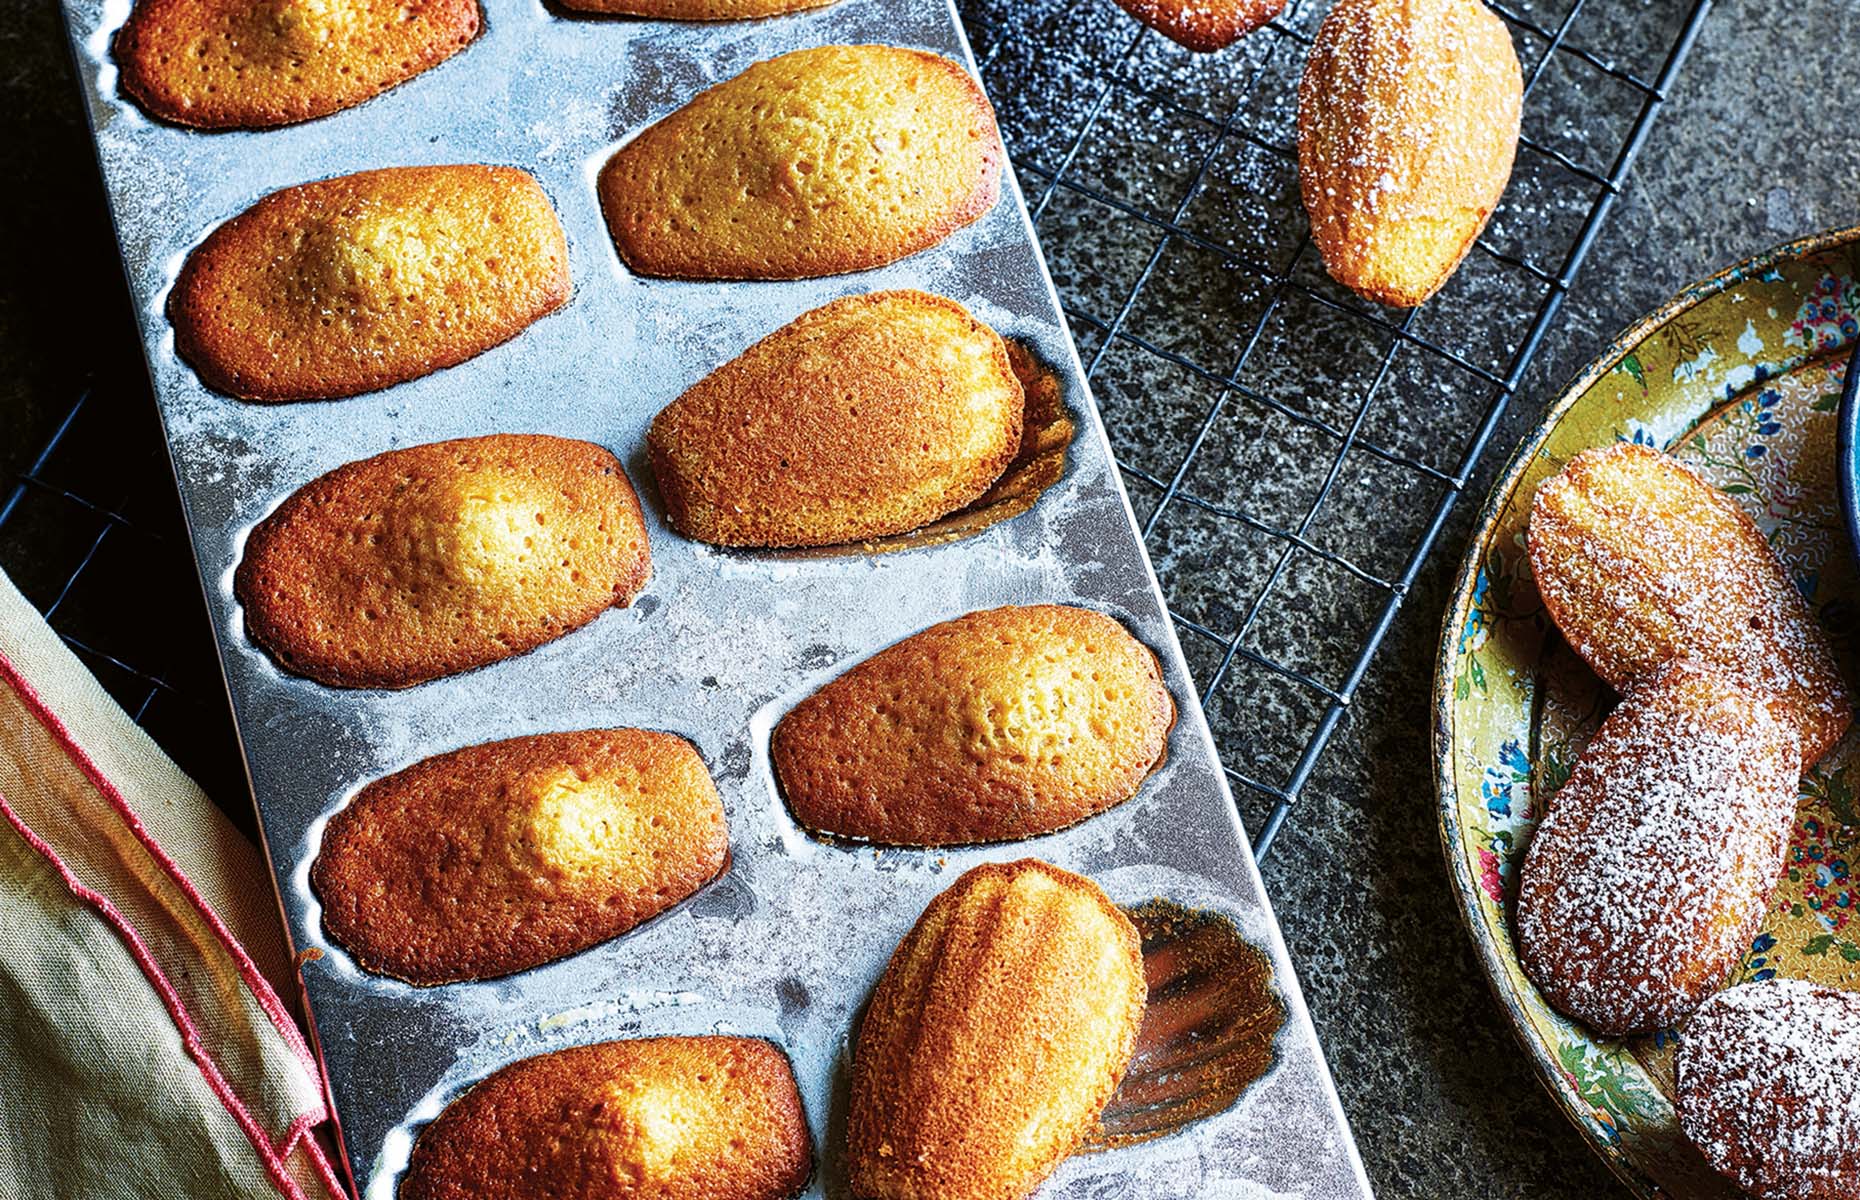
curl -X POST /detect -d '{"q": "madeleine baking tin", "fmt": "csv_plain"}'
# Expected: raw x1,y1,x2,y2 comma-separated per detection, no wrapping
55,0,1374,1194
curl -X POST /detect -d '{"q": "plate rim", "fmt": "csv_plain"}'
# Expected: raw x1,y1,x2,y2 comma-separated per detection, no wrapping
1431,222,1860,1198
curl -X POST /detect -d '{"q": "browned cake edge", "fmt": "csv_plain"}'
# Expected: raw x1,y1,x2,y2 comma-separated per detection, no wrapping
233,435,650,690
169,166,570,401
114,0,481,130
310,729,727,985
770,606,1177,846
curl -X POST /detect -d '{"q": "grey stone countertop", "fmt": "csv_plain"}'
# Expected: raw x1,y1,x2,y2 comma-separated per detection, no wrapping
3,0,1857,1197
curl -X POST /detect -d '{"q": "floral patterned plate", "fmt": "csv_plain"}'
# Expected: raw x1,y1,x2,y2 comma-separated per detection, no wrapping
1435,227,1860,1198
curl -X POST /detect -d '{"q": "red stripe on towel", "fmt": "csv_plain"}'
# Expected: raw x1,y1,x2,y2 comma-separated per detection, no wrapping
0,650,318,1075
0,790,315,1200
0,645,344,1196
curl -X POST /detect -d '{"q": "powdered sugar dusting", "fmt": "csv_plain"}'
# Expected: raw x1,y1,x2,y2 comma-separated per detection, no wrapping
1678,978,1860,1200
1296,0,1522,302
1110,0,1281,53
1530,442,1853,765
1516,661,1800,1036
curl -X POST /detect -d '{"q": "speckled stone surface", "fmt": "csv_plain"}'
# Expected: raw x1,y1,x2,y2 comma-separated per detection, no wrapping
4,0,1858,1196
1258,6,1860,1197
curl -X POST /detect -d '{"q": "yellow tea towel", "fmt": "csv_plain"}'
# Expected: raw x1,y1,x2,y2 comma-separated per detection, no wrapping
0,568,343,1200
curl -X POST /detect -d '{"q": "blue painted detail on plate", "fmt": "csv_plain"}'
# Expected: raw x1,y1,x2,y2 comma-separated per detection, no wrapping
1839,340,1860,569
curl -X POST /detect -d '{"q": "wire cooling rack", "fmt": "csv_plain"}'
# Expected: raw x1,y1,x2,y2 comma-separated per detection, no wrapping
4,0,1709,859
959,0,1710,855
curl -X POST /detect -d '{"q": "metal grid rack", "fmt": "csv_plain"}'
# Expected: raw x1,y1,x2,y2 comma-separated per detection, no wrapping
4,0,1709,861
0,367,252,826
958,0,1711,855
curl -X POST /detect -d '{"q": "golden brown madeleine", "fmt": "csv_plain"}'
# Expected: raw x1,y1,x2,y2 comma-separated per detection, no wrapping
598,46,1002,280
1677,980,1860,1200
774,605,1173,846
172,166,570,402
848,860,1146,1200
1529,442,1852,763
1297,0,1521,307
403,1037,813,1200
236,435,650,689
559,0,833,17
312,730,725,985
115,0,477,129
1111,0,1282,52
649,291,1024,548
1514,661,1800,1037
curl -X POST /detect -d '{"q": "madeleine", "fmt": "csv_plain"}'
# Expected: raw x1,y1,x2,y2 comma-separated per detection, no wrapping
599,46,1002,280
1515,662,1800,1036
774,605,1174,845
312,730,726,985
649,291,1024,548
404,1037,812,1200
116,0,478,129
236,435,650,689
1297,0,1520,306
848,860,1146,1200
172,166,569,401
1677,980,1860,1200
1529,442,1850,763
